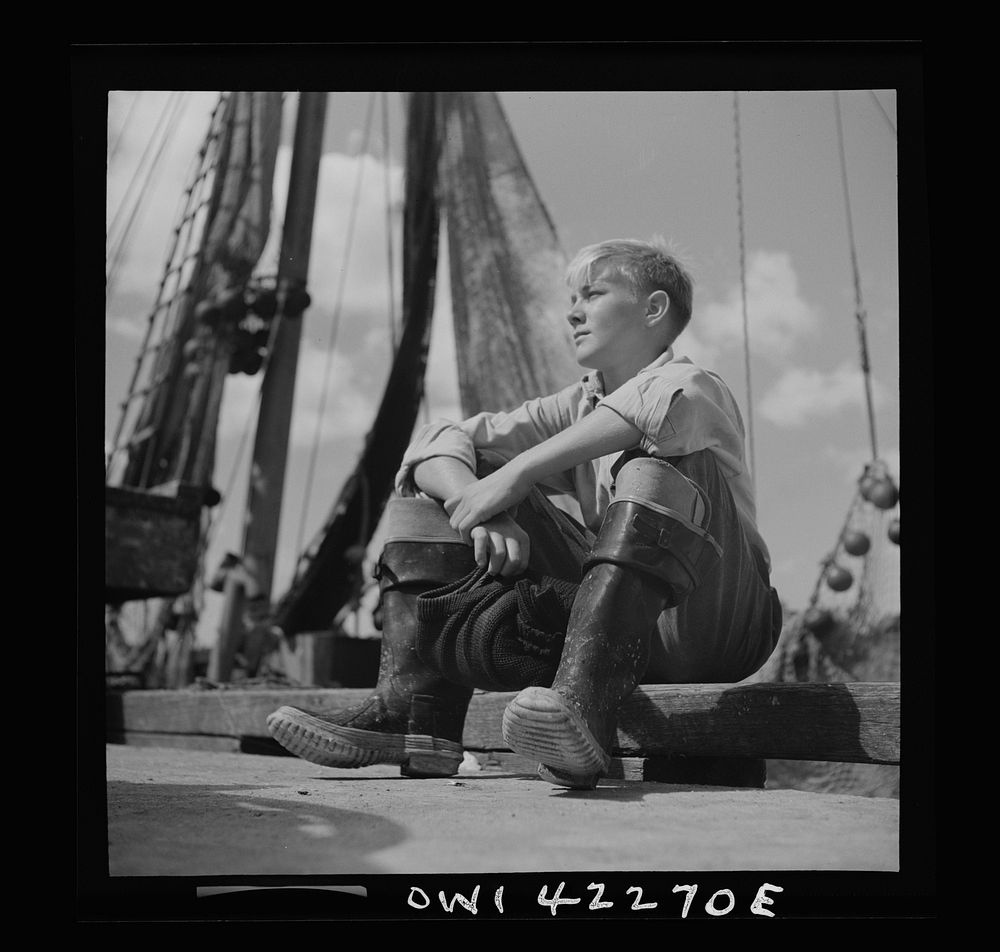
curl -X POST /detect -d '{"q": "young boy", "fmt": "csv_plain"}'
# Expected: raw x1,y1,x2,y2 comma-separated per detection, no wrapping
267,237,781,788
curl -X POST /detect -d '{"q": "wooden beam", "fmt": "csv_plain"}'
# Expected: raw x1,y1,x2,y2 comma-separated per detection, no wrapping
107,731,241,753
107,681,900,765
613,682,900,765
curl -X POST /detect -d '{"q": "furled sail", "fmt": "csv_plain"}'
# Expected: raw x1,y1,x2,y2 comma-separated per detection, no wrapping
438,92,580,416
119,91,283,493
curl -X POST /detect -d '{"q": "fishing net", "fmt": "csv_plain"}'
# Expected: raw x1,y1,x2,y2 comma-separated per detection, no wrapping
438,92,581,417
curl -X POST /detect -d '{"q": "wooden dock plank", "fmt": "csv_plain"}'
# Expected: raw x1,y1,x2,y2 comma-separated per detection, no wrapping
107,681,899,765
106,731,241,753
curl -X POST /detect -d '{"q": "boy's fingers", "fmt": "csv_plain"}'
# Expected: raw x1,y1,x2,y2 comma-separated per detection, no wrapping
472,527,488,565
487,531,507,575
500,537,523,577
452,508,473,534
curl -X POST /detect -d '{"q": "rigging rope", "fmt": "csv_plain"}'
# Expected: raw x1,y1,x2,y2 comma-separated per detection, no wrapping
107,98,190,307
732,92,756,483
107,93,189,297
382,91,398,354
868,91,897,137
108,90,141,167
107,92,178,251
107,93,229,478
833,91,880,462
293,92,377,562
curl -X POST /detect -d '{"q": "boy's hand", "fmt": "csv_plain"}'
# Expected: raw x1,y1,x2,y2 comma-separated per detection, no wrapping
469,513,531,577
445,465,532,540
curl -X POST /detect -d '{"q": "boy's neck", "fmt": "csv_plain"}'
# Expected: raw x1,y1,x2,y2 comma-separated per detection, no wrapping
599,346,673,395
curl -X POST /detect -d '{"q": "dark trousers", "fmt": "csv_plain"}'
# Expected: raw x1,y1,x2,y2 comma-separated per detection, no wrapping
386,449,781,686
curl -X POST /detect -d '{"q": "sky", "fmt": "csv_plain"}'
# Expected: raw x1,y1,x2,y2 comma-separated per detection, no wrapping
104,86,902,647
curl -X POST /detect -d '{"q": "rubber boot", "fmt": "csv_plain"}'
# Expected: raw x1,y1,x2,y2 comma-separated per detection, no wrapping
266,539,476,777
501,458,722,789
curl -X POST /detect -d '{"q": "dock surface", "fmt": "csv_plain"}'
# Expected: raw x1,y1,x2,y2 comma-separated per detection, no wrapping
106,743,898,877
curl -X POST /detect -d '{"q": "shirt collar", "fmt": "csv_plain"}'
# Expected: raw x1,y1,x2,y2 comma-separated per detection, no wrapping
581,371,605,405
581,346,678,405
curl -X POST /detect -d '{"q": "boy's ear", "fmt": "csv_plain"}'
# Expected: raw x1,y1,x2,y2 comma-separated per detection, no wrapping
644,289,671,326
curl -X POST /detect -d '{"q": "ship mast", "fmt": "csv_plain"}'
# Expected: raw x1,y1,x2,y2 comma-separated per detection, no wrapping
209,91,328,682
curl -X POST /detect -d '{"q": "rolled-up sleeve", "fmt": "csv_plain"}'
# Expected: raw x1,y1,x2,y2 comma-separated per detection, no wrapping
394,383,584,496
394,420,479,496
598,368,747,475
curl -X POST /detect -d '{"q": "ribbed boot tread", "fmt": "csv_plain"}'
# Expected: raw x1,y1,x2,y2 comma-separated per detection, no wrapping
502,687,610,781
266,706,463,777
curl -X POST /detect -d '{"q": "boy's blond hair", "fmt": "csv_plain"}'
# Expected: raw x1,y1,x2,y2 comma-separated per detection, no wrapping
566,237,694,333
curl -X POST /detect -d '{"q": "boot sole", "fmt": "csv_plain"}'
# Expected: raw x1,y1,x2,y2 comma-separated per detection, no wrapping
265,706,463,778
501,687,610,785
536,763,600,791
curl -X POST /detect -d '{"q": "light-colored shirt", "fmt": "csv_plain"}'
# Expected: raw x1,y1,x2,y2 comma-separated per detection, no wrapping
396,348,770,568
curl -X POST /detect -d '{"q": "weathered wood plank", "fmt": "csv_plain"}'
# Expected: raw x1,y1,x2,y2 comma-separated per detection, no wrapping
465,683,898,764
106,688,354,736
107,731,241,753
107,681,899,765
613,682,900,765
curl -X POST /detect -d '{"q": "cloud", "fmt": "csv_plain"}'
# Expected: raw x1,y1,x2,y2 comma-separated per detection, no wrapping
758,361,889,427
107,315,146,341
699,250,819,359
216,346,381,447
259,147,404,321
290,347,380,445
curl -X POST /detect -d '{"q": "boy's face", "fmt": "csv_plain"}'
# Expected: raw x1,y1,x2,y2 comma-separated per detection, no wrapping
566,264,650,371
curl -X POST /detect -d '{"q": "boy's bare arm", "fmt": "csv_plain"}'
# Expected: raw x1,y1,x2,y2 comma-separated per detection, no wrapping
411,456,480,501
412,457,531,577
446,407,642,538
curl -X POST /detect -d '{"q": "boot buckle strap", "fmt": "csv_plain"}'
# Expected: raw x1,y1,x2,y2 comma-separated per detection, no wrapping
630,511,684,550
629,512,724,576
